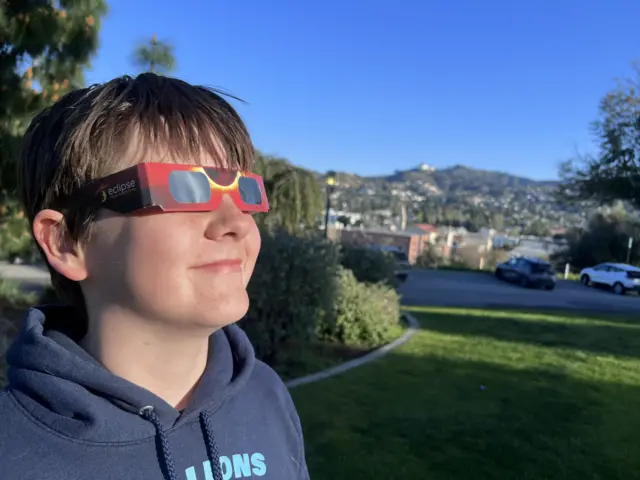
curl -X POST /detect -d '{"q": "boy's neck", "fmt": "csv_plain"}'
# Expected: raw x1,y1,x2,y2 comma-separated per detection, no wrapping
79,306,210,410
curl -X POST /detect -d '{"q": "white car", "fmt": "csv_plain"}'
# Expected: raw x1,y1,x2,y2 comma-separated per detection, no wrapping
579,263,640,295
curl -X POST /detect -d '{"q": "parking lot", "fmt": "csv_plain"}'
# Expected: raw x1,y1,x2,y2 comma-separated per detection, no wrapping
400,268,640,314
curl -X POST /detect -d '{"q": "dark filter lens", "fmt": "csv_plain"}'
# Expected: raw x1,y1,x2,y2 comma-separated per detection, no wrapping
168,170,212,204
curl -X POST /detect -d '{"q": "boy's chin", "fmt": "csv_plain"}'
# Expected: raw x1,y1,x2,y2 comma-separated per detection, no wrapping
194,291,250,330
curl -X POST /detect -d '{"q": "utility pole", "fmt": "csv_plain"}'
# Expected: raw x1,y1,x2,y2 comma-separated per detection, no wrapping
324,171,336,239
400,201,407,231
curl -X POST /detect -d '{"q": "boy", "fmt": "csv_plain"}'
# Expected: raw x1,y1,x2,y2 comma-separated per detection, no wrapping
0,74,309,480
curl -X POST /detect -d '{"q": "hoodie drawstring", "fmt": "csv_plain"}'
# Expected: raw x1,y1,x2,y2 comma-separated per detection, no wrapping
200,410,223,480
140,406,222,480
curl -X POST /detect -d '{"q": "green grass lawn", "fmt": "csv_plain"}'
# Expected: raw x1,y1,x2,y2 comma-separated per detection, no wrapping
291,307,640,480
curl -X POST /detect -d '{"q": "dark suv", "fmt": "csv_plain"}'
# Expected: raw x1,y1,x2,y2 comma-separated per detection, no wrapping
390,250,410,282
369,246,410,283
495,256,556,290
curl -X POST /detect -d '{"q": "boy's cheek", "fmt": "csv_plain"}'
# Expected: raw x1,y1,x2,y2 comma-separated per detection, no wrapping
242,230,261,285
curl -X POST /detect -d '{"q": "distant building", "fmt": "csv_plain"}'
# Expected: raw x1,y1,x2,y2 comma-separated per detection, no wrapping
404,224,438,244
418,163,436,172
549,227,567,237
340,227,431,264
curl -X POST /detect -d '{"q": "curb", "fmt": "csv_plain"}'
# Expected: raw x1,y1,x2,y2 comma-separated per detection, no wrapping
285,312,419,389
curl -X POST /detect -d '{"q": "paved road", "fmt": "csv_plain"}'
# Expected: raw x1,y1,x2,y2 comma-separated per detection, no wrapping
399,269,640,314
0,262,50,284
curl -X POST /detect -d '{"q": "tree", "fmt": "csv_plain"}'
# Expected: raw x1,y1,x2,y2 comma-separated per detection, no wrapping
559,62,640,207
0,1,106,262
336,215,351,227
253,151,323,234
551,207,640,269
0,0,108,196
522,219,550,238
132,35,176,75
0,195,34,262
490,212,505,231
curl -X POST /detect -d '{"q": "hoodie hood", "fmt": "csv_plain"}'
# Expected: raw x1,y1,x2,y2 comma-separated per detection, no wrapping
0,305,310,480
7,305,255,442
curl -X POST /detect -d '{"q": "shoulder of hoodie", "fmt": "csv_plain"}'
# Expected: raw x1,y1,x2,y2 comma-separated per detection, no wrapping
248,359,295,406
247,361,303,432
0,387,22,430
0,387,21,418
0,387,10,405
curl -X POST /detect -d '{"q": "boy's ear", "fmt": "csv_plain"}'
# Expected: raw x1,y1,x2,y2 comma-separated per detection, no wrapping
32,209,88,282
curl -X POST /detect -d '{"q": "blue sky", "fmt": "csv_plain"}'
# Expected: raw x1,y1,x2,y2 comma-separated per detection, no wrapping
86,0,640,180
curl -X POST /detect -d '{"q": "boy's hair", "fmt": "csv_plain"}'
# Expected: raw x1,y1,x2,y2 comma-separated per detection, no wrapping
18,73,254,307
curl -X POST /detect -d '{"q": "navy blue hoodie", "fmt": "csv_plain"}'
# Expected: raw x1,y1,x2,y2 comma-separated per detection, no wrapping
0,306,309,480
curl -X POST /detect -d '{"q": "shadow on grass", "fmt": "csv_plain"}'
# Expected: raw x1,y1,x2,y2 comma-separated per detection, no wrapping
410,309,640,359
294,352,640,480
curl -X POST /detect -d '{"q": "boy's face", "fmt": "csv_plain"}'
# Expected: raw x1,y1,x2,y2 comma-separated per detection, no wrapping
80,149,261,331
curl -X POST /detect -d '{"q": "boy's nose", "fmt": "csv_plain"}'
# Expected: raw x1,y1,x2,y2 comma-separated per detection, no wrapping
203,195,253,240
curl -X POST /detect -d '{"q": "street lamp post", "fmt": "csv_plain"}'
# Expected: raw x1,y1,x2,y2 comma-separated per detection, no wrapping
324,171,336,239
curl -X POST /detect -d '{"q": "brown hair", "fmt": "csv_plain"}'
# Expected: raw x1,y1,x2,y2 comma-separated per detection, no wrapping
18,73,254,307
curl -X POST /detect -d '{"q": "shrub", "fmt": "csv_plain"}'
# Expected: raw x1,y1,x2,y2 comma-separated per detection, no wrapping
240,229,340,365
0,280,37,309
0,280,41,388
415,243,443,268
339,243,398,286
0,305,22,388
483,250,510,270
318,267,400,347
551,210,640,270
0,201,38,263
437,245,509,271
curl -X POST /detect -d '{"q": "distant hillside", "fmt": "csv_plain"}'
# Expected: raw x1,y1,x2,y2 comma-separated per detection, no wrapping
430,165,557,196
313,163,580,232
321,164,557,194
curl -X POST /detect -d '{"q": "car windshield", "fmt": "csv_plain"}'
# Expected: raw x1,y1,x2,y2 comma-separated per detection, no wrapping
531,263,552,274
392,251,408,262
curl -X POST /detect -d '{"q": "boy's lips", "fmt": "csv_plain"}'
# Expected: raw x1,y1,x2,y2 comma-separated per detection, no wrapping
192,258,243,273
